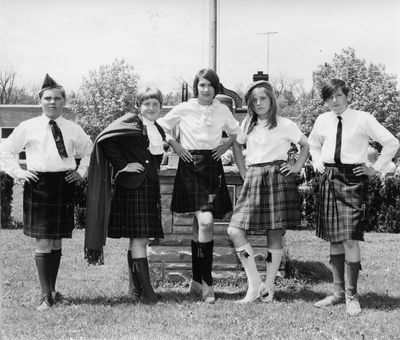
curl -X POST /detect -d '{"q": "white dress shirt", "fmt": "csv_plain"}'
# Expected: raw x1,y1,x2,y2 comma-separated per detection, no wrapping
142,116,164,155
308,108,399,173
0,114,93,178
158,98,241,150
237,116,302,165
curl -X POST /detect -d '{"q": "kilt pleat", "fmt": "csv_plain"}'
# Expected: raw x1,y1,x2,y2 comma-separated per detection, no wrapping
229,161,300,233
171,150,232,218
107,177,164,239
316,164,368,242
23,172,75,239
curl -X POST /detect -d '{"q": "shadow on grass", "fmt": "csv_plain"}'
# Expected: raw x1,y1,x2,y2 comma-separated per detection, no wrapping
287,259,332,283
360,292,400,311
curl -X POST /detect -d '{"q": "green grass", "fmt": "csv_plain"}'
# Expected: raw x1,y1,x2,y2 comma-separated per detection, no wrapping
1,229,400,340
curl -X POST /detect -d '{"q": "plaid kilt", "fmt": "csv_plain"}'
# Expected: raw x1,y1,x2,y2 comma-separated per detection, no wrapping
171,150,232,219
107,177,164,239
23,172,75,239
229,161,300,233
316,164,368,242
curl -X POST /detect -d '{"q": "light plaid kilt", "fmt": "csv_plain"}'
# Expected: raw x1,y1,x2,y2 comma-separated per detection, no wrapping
23,172,75,239
316,164,368,242
229,161,300,234
107,177,164,239
171,150,232,219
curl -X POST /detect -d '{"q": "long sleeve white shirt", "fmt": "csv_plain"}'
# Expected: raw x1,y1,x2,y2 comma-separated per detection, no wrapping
158,98,241,150
308,108,399,173
0,114,93,178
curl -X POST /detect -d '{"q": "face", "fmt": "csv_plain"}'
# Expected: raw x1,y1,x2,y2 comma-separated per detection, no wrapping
197,77,215,105
140,98,161,122
251,87,271,119
325,87,349,115
40,88,66,120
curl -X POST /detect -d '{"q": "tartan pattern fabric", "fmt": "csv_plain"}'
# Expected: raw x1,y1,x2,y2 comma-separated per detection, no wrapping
107,177,164,239
23,172,75,239
170,150,232,219
229,161,300,233
316,164,368,242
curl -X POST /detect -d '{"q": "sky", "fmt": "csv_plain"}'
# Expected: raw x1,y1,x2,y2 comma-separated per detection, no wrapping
1,0,400,95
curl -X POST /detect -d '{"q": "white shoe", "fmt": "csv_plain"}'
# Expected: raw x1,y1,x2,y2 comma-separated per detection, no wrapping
189,280,202,295
201,280,215,304
260,286,274,303
236,282,268,304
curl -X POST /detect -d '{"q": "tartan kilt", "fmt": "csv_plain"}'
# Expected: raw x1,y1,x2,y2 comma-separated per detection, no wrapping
23,172,75,239
229,161,300,233
107,177,164,239
316,164,368,242
171,150,232,219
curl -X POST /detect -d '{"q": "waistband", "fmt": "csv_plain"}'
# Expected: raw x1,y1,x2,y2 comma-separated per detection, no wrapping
34,171,68,177
250,160,285,167
188,150,213,155
324,163,362,169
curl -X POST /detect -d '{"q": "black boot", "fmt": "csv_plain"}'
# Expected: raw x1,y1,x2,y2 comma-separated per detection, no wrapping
198,241,215,303
35,253,53,311
133,258,158,304
190,240,202,294
127,251,142,299
50,249,62,293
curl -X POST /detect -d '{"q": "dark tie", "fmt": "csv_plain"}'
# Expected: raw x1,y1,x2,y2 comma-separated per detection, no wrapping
49,120,68,158
334,116,342,164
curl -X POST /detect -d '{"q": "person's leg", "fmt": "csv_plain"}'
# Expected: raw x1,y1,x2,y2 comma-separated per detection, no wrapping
195,210,215,303
49,239,69,304
228,226,264,303
315,242,346,307
35,238,54,311
343,239,362,315
127,239,142,299
189,217,202,295
263,230,284,302
130,238,158,304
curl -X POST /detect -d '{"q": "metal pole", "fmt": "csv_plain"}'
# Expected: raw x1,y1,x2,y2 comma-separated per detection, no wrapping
209,0,217,71
257,31,278,74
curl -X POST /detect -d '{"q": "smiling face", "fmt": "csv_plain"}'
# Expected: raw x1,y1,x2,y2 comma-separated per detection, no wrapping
250,87,271,119
140,98,161,122
325,87,349,115
40,88,66,120
196,76,215,106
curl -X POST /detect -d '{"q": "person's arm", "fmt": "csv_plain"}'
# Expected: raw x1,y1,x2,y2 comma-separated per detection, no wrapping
280,135,309,176
232,141,247,180
308,119,325,174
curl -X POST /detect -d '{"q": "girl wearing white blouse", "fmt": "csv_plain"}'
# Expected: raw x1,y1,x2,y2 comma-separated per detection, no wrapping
228,81,309,303
158,68,241,303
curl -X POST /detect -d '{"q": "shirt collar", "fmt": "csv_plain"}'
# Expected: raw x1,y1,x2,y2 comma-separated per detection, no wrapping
41,113,63,125
142,116,155,126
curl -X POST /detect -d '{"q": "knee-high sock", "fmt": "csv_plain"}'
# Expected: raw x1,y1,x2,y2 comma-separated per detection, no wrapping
345,261,361,296
236,243,261,291
265,248,283,290
191,240,202,284
35,253,52,296
133,258,157,303
198,241,214,286
330,253,345,297
50,249,62,292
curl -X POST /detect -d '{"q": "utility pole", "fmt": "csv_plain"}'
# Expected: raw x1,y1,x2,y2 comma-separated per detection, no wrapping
257,31,278,74
209,0,217,71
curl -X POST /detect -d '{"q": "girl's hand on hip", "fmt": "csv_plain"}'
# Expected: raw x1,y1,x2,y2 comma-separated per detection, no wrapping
353,164,377,177
280,162,300,176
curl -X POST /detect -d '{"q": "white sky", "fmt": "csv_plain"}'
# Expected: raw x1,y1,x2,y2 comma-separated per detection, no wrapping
1,0,399,94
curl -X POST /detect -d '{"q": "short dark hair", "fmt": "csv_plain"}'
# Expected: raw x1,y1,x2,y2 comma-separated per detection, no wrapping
321,79,350,101
39,87,66,100
136,86,163,108
192,68,220,98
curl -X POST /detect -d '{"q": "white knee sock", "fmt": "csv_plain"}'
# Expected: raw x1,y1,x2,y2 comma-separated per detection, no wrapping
236,243,262,292
265,248,283,290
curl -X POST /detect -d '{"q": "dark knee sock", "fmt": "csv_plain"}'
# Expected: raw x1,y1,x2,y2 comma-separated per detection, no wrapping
191,240,202,283
345,261,361,296
50,249,62,292
35,253,52,297
330,254,345,297
198,241,214,286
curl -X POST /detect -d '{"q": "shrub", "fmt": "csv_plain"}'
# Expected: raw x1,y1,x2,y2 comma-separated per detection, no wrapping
1,172,14,228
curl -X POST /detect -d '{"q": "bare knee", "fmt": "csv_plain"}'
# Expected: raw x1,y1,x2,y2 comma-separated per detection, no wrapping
266,230,283,249
36,239,53,253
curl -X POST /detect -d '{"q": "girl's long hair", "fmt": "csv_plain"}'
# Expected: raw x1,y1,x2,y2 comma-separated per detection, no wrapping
245,86,278,135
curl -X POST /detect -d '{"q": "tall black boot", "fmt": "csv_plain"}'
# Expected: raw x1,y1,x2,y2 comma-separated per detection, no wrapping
35,253,53,311
127,251,142,298
190,240,202,295
198,241,215,303
50,249,62,293
133,258,158,304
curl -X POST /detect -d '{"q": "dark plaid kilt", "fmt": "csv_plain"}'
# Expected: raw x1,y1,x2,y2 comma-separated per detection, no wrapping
23,172,75,239
229,161,300,233
316,164,368,242
171,150,232,219
107,177,164,239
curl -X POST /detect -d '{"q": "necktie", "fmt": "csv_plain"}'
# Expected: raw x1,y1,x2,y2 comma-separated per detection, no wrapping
334,116,342,164
49,120,68,158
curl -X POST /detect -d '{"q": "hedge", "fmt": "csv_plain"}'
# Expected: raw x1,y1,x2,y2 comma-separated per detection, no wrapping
0,172,14,228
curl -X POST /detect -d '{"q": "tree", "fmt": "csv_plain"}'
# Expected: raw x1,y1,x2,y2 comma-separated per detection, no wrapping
0,68,16,104
298,47,400,137
72,59,139,139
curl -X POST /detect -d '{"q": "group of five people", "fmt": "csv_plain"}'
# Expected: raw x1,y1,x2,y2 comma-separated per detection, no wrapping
0,70,398,317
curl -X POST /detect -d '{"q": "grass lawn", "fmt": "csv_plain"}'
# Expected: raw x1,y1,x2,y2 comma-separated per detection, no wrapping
1,229,400,340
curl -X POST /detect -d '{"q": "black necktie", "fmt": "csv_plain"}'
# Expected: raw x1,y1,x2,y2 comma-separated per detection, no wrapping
49,120,68,158
334,116,342,164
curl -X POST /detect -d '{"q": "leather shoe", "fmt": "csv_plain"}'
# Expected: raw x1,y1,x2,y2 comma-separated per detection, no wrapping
346,294,362,316
37,294,53,311
314,294,345,307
